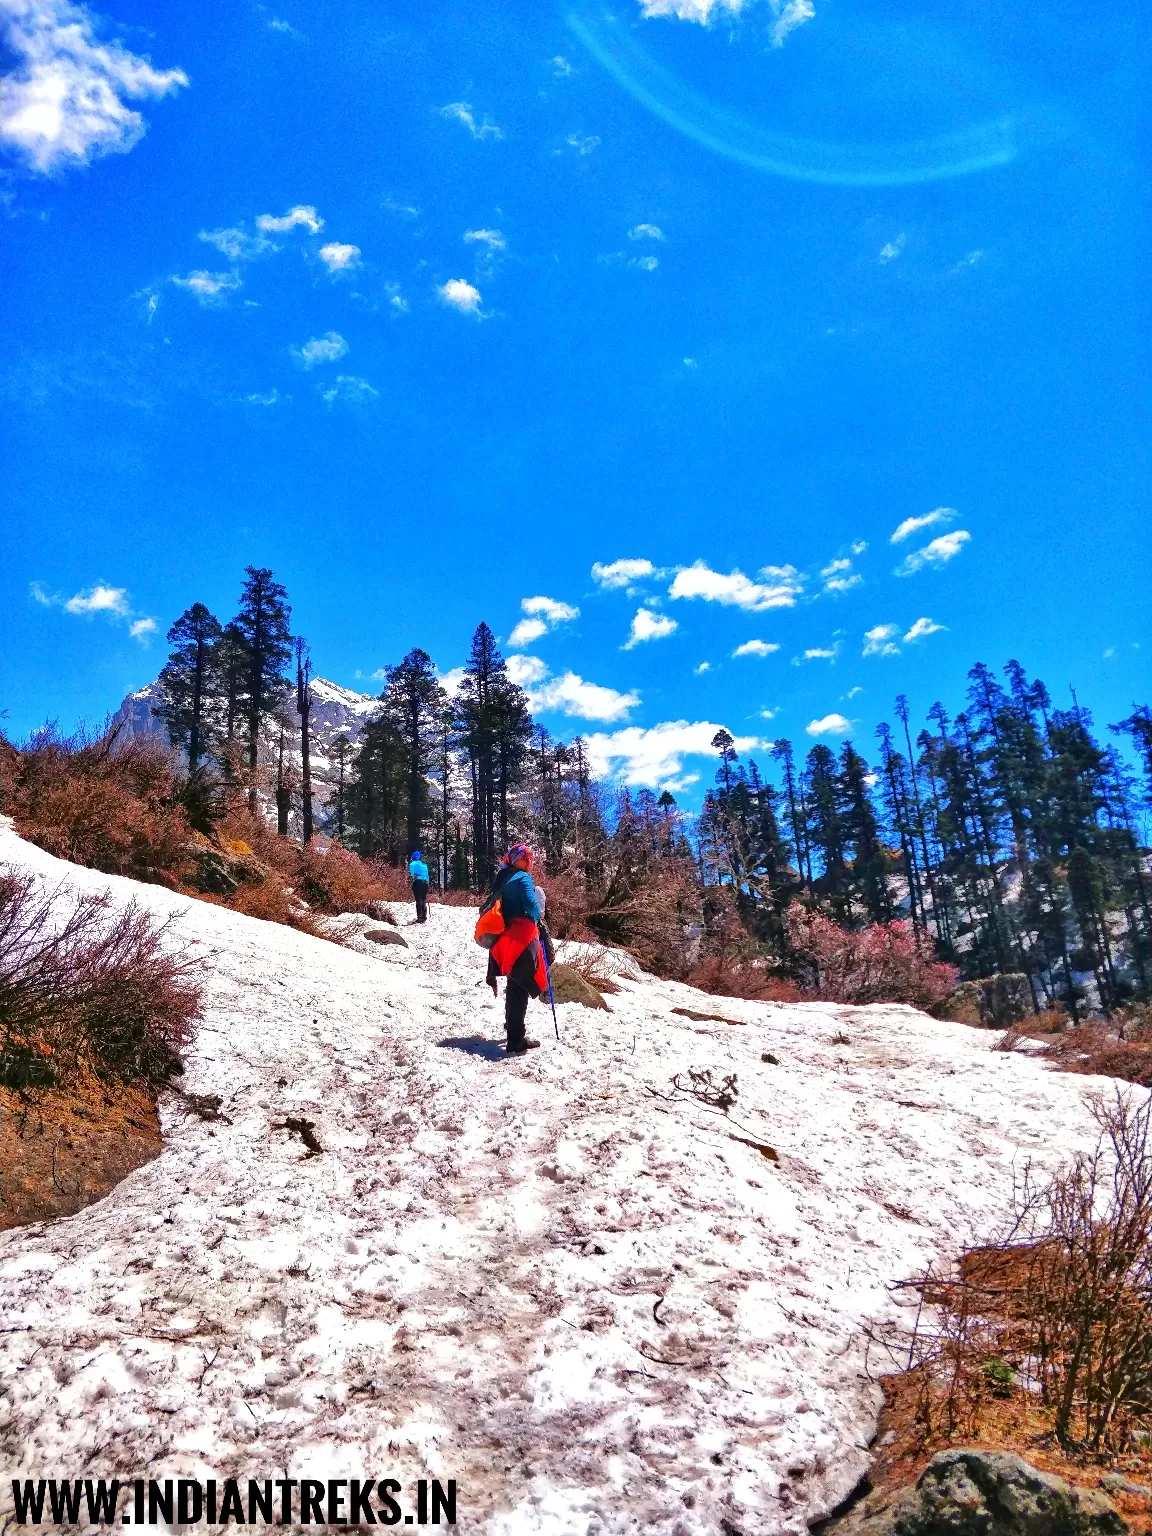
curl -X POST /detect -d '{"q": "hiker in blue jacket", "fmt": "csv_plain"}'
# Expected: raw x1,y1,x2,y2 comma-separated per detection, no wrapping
408,850,430,923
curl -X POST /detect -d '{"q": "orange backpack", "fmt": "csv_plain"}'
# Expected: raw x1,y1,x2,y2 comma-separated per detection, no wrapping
473,899,505,949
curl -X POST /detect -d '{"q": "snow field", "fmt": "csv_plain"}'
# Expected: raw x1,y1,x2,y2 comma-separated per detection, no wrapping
0,823,1128,1534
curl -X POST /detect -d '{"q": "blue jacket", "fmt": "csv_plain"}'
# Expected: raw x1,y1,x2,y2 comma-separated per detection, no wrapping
408,859,429,884
498,868,540,924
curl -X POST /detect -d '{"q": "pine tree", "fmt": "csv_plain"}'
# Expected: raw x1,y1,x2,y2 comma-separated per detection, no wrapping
233,567,293,815
153,603,222,771
454,624,531,887
329,733,352,844
295,637,314,844
382,648,445,857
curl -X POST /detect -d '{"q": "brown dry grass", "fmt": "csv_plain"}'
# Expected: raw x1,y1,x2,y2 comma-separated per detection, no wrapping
1000,1006,1152,1088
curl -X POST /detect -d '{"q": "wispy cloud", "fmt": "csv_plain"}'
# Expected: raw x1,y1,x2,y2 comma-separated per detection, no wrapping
464,227,505,251
437,278,483,316
895,529,971,576
807,713,852,737
628,223,665,241
0,0,187,174
257,204,323,234
31,579,155,642
550,55,574,77
878,234,906,263
318,241,360,273
792,643,839,665
695,662,712,674
244,389,282,406
565,132,600,155
637,0,816,47
732,639,779,658
583,719,759,790
439,101,502,140
904,616,947,642
198,225,276,261
170,270,241,305
625,608,677,648
592,557,658,590
292,331,347,369
820,556,863,595
669,560,804,612
508,595,579,649
862,623,901,657
319,375,377,405
890,505,957,544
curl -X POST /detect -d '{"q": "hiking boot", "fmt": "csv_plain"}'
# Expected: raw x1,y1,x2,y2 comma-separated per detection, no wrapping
506,1039,540,1055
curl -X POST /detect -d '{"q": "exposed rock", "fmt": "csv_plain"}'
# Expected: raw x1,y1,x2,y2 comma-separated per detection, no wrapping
364,901,398,925
363,928,408,948
833,1450,1127,1536
933,974,1034,1028
184,843,268,897
547,963,609,1011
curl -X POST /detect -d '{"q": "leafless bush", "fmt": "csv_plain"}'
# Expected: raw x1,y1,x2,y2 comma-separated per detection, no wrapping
555,944,620,994
903,1092,1152,1455
0,867,202,1087
1001,1017,1152,1088
785,903,959,1007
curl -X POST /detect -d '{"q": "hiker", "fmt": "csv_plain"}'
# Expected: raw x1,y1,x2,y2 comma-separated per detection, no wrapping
408,849,430,923
478,844,548,1055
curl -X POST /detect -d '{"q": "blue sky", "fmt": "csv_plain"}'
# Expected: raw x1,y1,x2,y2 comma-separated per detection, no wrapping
1,0,1148,795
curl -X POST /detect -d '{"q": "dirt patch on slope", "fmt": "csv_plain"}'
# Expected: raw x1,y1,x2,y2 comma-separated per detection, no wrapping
0,1069,162,1230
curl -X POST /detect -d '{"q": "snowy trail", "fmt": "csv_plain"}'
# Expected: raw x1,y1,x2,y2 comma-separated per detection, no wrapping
0,824,1132,1534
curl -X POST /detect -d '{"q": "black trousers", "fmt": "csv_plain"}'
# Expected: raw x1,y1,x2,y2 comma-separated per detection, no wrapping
412,880,429,921
505,980,530,1050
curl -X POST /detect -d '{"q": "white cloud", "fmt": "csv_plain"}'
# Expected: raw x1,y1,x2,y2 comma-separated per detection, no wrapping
632,255,659,272
319,375,377,404
669,560,804,611
820,556,863,595
293,331,347,369
505,655,548,688
793,644,839,664
890,505,957,544
198,226,275,261
551,56,573,77
683,357,698,369
625,609,678,648
531,672,639,723
583,719,758,789
318,241,360,273
862,623,901,657
732,639,779,658
437,278,483,316
895,529,971,576
464,227,505,251
759,707,778,720
389,292,409,313
636,0,815,47
522,595,579,623
244,389,282,405
170,270,241,305
0,0,187,174
257,204,323,234
878,234,906,263
904,616,947,642
628,223,665,241
566,133,600,155
32,578,154,640
439,101,502,140
851,540,868,555
844,685,864,699
695,662,711,674
63,583,128,615
592,557,657,589
508,617,548,648
436,665,467,695
807,713,853,737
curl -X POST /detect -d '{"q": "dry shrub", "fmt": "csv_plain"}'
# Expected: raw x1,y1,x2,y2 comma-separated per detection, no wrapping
537,870,598,941
903,1092,1152,1456
0,726,191,885
1004,1013,1152,1088
556,944,621,994
585,859,705,980
433,888,481,907
229,872,320,935
683,951,801,1002
289,844,393,915
0,866,201,1087
785,903,958,1007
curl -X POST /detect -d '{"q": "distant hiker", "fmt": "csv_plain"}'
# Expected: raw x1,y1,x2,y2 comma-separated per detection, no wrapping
408,850,430,923
476,844,547,1055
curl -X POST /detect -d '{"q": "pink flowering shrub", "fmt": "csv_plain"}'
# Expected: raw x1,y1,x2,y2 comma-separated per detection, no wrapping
785,903,958,1008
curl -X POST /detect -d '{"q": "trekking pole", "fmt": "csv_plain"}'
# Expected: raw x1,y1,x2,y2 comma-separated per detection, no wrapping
541,944,560,1042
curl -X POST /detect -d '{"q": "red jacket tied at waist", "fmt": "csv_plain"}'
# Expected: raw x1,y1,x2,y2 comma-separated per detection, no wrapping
489,916,548,997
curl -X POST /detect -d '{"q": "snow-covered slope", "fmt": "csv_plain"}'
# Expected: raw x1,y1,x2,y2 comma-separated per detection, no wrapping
0,825,1129,1534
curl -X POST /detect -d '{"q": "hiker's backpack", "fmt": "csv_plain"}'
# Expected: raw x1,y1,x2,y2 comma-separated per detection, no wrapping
473,899,505,950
